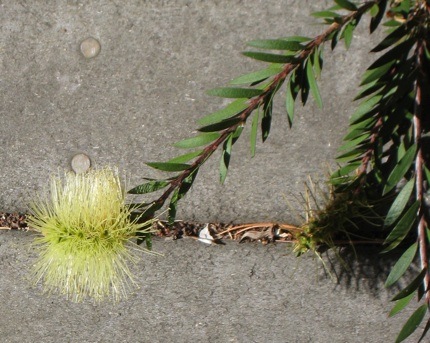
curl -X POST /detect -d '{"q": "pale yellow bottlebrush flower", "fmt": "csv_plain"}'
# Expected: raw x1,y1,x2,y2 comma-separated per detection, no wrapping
28,167,155,303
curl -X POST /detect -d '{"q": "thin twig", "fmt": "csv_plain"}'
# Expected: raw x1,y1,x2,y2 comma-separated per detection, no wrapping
218,222,298,235
414,38,430,305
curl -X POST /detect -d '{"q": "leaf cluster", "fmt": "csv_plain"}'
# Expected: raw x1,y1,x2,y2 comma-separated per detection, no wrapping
328,1,430,341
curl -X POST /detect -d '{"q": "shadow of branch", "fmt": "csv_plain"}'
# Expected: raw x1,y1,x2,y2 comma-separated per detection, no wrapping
320,244,420,298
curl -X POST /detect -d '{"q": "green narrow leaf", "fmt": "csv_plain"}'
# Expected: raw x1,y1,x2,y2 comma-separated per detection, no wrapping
395,304,427,343
331,30,339,50
198,99,248,126
360,61,395,86
331,162,361,179
370,0,387,33
346,115,376,131
168,188,180,224
425,46,430,60
220,126,243,183
135,202,164,227
250,110,259,157
146,162,190,172
299,65,309,106
261,101,272,142
326,4,343,10
174,133,220,149
384,60,416,108
342,22,354,49
313,46,323,79
384,20,402,28
311,11,341,18
367,39,414,71
198,117,242,133
390,0,411,18
353,80,385,101
128,180,170,195
285,84,295,127
206,87,263,99
383,144,417,195
385,177,415,227
392,269,427,301
424,166,430,183
167,169,199,223
330,175,356,187
180,169,198,195
342,128,372,142
427,227,430,245
369,4,378,19
242,51,297,64
247,39,304,51
220,133,233,184
306,59,323,108
343,117,377,141
286,71,299,128
385,243,418,287
371,24,408,52
232,125,244,141
168,150,202,164
349,94,382,124
335,148,365,163
383,201,420,252
389,291,415,317
334,0,357,11
229,66,283,85
143,232,152,250
397,141,407,160
338,132,370,151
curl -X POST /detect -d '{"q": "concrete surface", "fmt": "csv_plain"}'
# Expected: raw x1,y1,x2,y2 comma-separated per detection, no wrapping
0,1,417,343
0,230,421,342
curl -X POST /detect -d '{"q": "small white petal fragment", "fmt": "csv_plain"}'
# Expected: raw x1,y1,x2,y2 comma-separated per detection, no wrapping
71,153,91,174
198,224,214,244
80,37,101,59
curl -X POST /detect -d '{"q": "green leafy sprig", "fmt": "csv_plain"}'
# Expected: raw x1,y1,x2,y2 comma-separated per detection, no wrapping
130,0,378,223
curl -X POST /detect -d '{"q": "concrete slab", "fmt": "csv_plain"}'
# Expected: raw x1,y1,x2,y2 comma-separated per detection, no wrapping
0,2,416,342
0,230,420,342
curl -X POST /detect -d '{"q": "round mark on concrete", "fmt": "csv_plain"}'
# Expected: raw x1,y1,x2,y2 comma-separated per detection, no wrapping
80,37,101,59
71,153,91,173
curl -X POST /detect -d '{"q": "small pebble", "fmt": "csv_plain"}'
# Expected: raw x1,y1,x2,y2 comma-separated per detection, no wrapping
71,153,91,173
80,37,101,59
